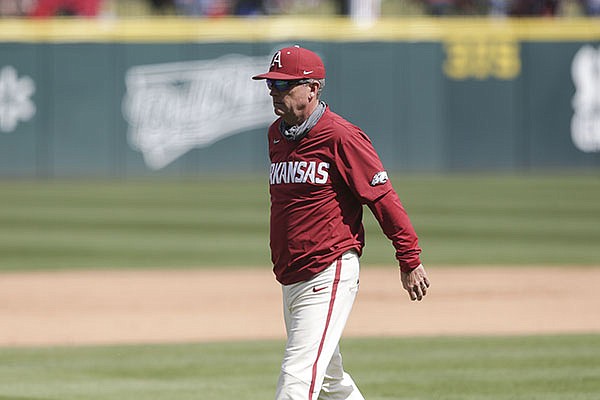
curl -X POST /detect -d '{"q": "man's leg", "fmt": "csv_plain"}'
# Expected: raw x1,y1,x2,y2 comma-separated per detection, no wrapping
275,251,361,400
319,346,365,400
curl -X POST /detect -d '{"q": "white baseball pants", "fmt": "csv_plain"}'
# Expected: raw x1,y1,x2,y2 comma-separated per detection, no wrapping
275,250,365,400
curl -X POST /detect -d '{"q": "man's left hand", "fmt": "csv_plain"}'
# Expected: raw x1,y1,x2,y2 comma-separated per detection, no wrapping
400,264,430,301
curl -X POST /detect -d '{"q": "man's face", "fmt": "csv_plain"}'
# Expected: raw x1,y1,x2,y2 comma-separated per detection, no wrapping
267,79,313,125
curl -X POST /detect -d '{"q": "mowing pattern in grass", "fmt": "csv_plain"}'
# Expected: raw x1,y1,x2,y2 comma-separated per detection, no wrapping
0,178,270,270
0,335,598,400
0,174,598,270
362,174,600,266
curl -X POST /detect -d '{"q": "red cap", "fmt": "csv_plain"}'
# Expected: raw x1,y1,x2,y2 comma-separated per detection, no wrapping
252,46,325,80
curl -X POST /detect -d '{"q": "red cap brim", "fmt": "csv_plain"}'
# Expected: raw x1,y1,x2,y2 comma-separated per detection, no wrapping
252,71,310,80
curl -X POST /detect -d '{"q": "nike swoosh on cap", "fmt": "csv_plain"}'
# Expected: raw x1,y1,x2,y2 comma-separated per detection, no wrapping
303,70,314,75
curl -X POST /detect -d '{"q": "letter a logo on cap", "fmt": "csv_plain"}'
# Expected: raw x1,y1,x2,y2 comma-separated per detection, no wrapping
271,51,282,69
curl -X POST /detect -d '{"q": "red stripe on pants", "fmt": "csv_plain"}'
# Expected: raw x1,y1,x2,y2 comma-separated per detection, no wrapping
308,257,342,400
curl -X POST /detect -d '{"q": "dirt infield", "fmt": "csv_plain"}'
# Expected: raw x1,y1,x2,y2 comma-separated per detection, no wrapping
1,266,599,347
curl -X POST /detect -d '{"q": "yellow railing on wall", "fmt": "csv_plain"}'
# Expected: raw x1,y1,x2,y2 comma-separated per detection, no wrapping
0,17,599,43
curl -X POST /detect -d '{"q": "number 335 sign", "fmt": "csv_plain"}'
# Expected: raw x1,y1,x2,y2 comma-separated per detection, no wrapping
443,39,521,81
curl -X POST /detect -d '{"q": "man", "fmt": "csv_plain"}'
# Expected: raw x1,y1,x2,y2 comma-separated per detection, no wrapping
252,45,430,400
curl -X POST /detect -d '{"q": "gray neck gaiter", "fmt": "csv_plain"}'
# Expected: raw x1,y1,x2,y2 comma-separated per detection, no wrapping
280,101,327,141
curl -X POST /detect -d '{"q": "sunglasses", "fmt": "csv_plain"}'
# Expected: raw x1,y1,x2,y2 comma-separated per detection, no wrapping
266,79,311,92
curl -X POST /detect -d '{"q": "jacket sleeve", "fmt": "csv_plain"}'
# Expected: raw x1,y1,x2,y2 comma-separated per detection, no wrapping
367,188,422,272
334,126,422,271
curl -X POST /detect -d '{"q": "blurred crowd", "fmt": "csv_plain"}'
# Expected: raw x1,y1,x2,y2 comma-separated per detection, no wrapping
0,0,598,17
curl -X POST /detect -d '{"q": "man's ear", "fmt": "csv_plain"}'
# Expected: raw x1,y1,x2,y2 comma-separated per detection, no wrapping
309,81,320,100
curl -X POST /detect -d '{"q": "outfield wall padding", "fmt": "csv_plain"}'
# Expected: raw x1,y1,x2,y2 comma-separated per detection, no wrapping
0,18,598,178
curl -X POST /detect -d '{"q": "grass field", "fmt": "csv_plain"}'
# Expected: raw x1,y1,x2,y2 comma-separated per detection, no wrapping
0,173,598,271
0,335,599,400
1,174,599,399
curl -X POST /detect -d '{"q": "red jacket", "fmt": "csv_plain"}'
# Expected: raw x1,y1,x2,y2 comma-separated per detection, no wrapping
268,107,422,285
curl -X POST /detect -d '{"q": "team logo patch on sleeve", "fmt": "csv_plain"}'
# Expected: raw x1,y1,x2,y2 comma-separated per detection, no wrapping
370,171,389,186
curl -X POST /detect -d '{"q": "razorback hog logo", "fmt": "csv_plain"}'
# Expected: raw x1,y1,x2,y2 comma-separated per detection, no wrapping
370,171,389,186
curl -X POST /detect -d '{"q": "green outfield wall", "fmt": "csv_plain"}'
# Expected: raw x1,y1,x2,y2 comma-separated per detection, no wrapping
0,18,598,178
